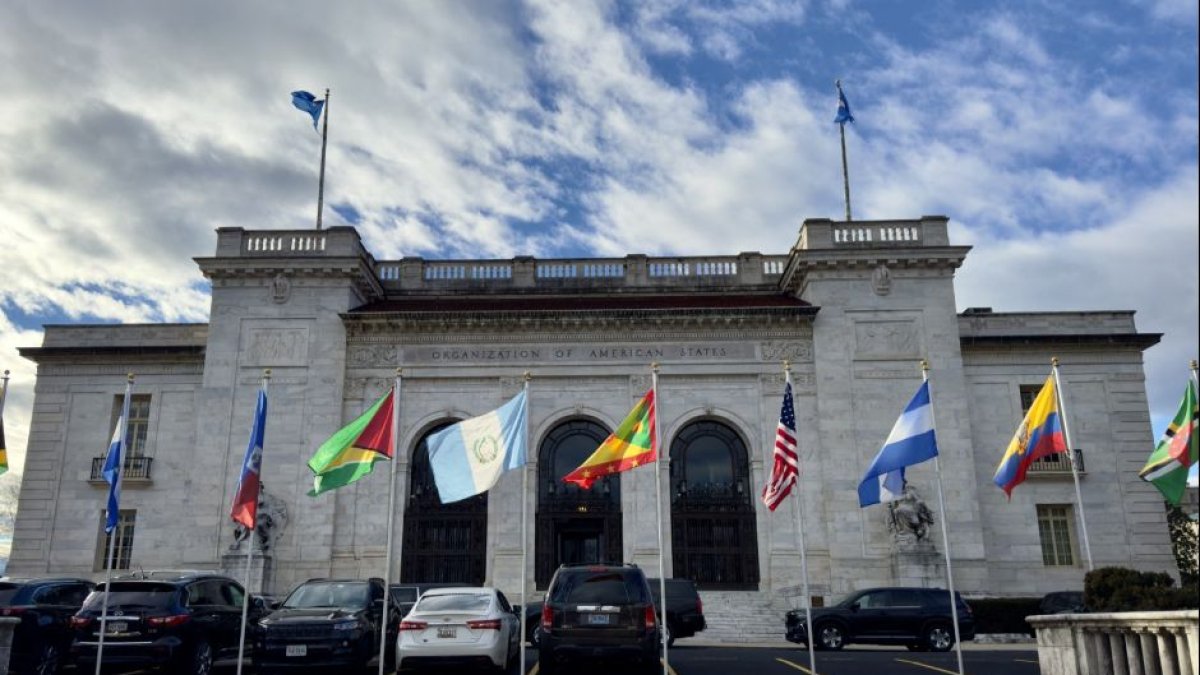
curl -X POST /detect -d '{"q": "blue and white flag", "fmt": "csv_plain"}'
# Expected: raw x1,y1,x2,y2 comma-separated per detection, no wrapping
858,381,939,507
291,90,324,131
427,390,528,504
834,81,854,125
101,401,130,533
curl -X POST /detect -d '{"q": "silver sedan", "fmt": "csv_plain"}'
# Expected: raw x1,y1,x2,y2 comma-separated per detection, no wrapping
396,586,521,672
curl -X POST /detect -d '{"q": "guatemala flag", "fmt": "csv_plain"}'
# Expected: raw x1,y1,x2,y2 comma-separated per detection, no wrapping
291,90,325,130
101,403,130,533
834,81,854,125
858,381,939,507
427,390,528,504
230,387,268,529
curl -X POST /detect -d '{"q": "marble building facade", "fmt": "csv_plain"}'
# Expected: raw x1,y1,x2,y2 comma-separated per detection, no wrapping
9,216,1174,620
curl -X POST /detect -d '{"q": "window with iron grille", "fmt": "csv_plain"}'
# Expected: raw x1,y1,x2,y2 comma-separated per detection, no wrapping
1019,385,1041,414
1036,504,1076,566
96,510,136,571
110,394,151,457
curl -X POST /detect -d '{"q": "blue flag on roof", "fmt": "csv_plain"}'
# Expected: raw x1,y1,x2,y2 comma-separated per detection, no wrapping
834,81,854,125
858,381,939,507
291,90,324,131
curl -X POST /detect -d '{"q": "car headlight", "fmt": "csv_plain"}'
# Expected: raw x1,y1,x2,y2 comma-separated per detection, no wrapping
333,619,362,631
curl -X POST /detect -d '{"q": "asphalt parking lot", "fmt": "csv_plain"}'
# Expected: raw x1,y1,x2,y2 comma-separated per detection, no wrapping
89,643,1040,675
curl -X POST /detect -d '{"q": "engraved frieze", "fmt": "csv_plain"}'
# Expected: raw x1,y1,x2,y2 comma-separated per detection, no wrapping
759,341,814,363
245,327,308,366
348,344,399,368
854,321,919,360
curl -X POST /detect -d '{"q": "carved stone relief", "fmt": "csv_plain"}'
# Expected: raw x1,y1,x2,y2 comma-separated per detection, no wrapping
347,344,399,368
854,321,918,360
270,274,291,304
872,264,892,296
246,328,308,366
759,341,814,363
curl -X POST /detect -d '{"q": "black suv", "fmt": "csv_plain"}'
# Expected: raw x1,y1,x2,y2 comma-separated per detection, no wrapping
69,571,258,674
0,577,94,675
785,587,975,652
256,577,399,672
647,578,706,647
538,563,660,674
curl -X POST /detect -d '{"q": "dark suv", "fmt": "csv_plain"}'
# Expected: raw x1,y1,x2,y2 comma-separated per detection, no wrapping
0,577,94,675
647,578,706,647
785,587,975,652
69,571,258,674
256,577,399,672
538,564,660,674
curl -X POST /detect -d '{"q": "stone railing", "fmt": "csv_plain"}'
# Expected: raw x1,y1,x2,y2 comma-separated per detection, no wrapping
1029,610,1198,675
373,253,790,292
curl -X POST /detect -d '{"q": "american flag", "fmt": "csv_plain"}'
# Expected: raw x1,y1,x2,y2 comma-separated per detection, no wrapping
762,382,799,511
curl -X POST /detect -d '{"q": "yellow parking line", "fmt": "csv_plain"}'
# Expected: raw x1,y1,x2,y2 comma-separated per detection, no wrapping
775,657,816,674
895,657,964,675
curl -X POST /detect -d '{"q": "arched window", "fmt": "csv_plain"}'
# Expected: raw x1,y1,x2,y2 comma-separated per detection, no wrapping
535,419,622,588
400,423,487,584
669,420,760,590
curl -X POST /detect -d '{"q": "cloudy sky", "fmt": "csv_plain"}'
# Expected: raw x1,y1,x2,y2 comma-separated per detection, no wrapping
1,0,1197,482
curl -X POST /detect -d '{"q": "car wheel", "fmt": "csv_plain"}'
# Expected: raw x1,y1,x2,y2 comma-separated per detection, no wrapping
663,624,673,649
35,641,61,675
924,624,954,652
815,623,845,651
188,640,213,675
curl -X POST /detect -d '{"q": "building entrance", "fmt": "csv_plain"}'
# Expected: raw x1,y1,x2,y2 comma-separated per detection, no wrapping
536,419,622,588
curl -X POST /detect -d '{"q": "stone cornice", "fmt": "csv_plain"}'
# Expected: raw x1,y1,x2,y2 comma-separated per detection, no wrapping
342,306,817,341
195,255,383,301
960,332,1161,351
19,345,206,365
779,246,971,293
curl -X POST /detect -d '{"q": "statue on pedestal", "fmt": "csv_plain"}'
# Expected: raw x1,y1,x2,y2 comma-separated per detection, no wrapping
886,484,935,545
232,486,288,552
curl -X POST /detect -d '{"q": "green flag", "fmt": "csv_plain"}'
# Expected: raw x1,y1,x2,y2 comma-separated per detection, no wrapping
1139,381,1198,505
307,389,394,496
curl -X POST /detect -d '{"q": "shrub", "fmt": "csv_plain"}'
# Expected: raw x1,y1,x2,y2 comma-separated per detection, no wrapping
969,597,1041,634
1084,566,1199,612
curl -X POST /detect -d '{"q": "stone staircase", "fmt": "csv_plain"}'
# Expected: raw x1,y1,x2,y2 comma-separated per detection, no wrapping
689,591,794,645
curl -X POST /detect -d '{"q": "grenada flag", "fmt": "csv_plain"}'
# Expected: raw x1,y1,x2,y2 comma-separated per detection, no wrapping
564,390,656,489
1139,381,1198,506
308,389,394,496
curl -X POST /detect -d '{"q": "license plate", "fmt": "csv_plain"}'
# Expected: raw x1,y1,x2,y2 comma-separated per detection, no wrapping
286,645,307,657
437,626,456,638
106,622,127,634
587,614,610,625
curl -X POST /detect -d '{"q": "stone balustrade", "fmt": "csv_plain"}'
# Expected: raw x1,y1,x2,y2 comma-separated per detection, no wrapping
1029,610,1199,675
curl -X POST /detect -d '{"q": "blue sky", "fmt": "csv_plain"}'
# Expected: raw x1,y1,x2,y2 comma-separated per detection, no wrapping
0,0,1196,486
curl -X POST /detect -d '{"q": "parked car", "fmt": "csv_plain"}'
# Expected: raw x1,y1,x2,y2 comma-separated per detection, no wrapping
389,582,475,619
538,563,660,674
647,578,707,647
785,587,975,652
69,571,260,675
395,586,520,671
256,577,399,672
1039,590,1086,614
0,577,94,675
520,599,543,645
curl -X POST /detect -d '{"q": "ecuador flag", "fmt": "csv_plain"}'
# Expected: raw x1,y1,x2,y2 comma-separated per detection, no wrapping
564,390,656,489
308,389,394,496
994,375,1067,496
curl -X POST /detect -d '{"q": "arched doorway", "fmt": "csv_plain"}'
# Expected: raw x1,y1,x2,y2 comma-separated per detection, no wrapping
669,420,760,590
400,424,487,584
535,419,622,588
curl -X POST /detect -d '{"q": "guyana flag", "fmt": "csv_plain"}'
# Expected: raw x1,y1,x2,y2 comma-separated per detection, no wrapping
564,389,656,489
0,412,8,476
1139,380,1198,506
308,389,394,496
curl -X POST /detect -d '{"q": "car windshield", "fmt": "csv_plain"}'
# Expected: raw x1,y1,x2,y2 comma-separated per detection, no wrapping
283,582,370,609
0,584,25,605
81,583,177,610
391,587,418,603
415,593,491,613
550,570,649,604
647,580,698,602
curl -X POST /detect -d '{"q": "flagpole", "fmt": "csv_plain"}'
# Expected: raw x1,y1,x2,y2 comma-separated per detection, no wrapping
315,87,330,231
649,363,668,675
921,361,964,675
1051,357,1094,571
781,361,817,672
379,368,402,675
236,369,269,675
96,373,134,675
836,79,852,222
520,371,532,675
